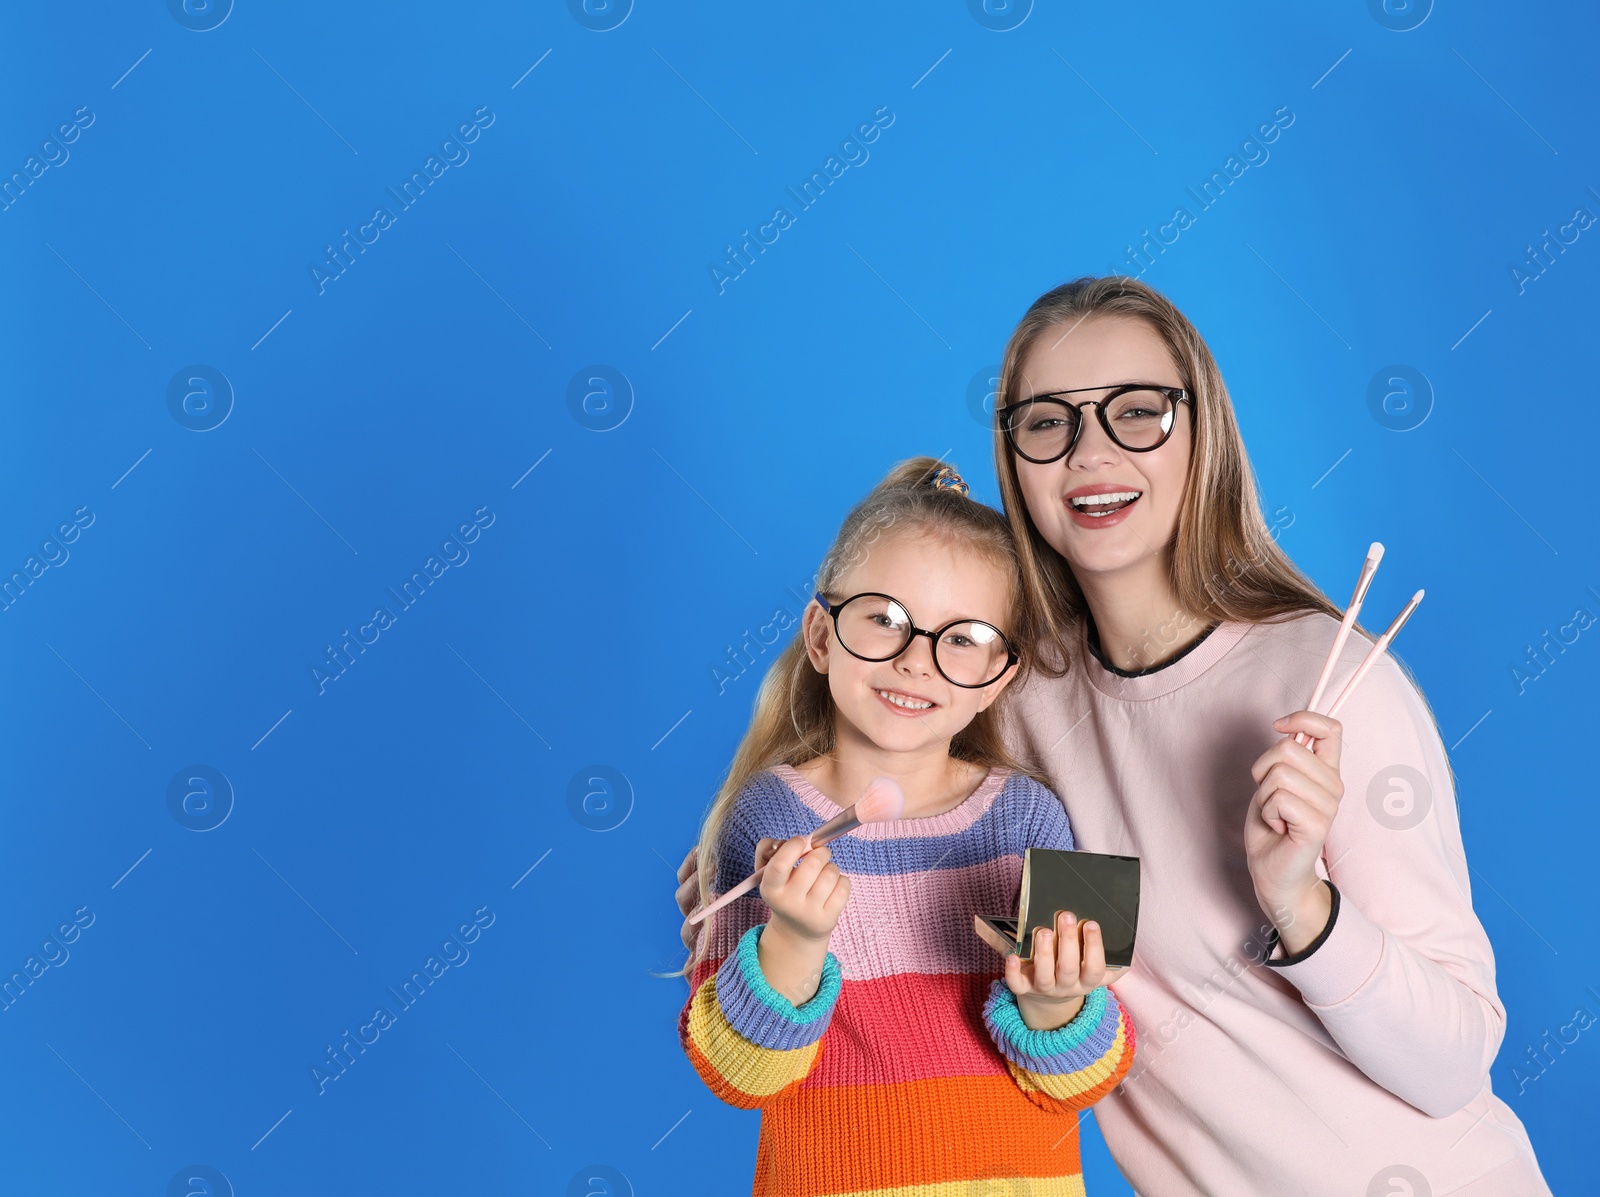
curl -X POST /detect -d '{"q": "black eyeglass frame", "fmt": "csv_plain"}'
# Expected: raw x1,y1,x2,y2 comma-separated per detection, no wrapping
997,383,1193,462
813,590,1020,689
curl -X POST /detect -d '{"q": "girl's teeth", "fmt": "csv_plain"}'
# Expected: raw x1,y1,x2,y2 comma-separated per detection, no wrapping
876,689,933,710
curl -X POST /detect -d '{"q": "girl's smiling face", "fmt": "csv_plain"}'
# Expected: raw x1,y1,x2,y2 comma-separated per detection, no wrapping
1011,314,1193,582
802,528,1017,756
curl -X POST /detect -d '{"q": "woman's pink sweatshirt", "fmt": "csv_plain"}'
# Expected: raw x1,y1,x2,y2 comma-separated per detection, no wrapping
1002,611,1551,1196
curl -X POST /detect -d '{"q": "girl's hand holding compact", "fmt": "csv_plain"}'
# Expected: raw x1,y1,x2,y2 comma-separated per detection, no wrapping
1004,909,1129,1031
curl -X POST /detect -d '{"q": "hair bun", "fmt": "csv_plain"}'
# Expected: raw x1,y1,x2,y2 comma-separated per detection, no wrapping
928,464,969,496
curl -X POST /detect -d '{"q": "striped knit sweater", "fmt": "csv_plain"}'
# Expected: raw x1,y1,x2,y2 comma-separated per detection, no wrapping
678,762,1136,1197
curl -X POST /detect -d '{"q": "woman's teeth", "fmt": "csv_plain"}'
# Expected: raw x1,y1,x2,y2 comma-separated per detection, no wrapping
1070,490,1141,517
875,688,933,710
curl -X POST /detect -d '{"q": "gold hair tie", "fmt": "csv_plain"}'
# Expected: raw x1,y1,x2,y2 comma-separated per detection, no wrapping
930,465,969,496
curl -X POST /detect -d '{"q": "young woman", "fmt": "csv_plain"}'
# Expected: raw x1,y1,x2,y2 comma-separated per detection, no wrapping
677,277,1552,1195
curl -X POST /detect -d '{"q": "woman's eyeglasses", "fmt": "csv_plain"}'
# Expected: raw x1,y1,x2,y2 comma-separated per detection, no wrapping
998,383,1191,462
814,591,1018,688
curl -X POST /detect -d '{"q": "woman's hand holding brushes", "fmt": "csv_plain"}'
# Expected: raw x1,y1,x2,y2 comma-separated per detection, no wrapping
686,776,906,926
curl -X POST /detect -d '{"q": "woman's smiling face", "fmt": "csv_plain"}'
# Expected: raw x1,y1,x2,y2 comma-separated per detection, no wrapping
1011,314,1193,583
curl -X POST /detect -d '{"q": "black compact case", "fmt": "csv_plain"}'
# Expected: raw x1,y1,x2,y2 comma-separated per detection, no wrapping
973,847,1141,967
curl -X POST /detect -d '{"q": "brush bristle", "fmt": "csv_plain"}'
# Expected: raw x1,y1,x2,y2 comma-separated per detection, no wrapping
855,777,906,823
1368,542,1385,563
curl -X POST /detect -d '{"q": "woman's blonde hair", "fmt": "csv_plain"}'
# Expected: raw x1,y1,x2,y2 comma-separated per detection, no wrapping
667,455,1049,980
992,275,1343,675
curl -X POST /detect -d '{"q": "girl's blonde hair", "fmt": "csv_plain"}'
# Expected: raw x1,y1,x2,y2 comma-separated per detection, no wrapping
669,455,1049,980
991,275,1343,675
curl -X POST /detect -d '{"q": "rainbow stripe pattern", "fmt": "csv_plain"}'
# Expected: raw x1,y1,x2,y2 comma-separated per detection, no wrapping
678,764,1135,1196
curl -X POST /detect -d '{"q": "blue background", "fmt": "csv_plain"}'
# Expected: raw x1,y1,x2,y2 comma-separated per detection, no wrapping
2,2,1595,1194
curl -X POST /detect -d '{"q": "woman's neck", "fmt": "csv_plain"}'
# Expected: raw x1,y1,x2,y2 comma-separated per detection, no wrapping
1076,569,1209,673
793,744,987,821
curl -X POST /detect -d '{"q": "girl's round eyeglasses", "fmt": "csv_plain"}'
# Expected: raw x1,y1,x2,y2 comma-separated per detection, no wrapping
814,591,1019,689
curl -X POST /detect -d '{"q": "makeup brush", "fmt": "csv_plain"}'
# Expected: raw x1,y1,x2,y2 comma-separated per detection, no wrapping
687,776,905,926
1322,590,1425,721
1294,542,1384,748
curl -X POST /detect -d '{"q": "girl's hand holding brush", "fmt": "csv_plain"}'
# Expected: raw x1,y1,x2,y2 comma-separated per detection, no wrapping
687,776,902,927
685,777,898,1004
751,835,851,1007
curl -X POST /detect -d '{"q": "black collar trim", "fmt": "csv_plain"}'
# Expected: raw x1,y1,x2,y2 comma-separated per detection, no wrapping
1084,616,1221,678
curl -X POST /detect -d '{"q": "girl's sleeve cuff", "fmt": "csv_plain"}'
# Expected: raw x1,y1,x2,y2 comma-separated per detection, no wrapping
984,981,1122,1074
712,923,841,1051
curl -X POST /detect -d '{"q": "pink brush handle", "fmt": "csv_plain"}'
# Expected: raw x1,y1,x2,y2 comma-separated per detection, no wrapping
685,808,862,926
686,870,760,926
1325,591,1423,720
1294,589,1424,747
1322,646,1387,721
807,808,862,847
1295,610,1360,747
1295,546,1383,747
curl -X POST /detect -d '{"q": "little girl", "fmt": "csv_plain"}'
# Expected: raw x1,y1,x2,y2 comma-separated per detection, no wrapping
675,456,1136,1196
